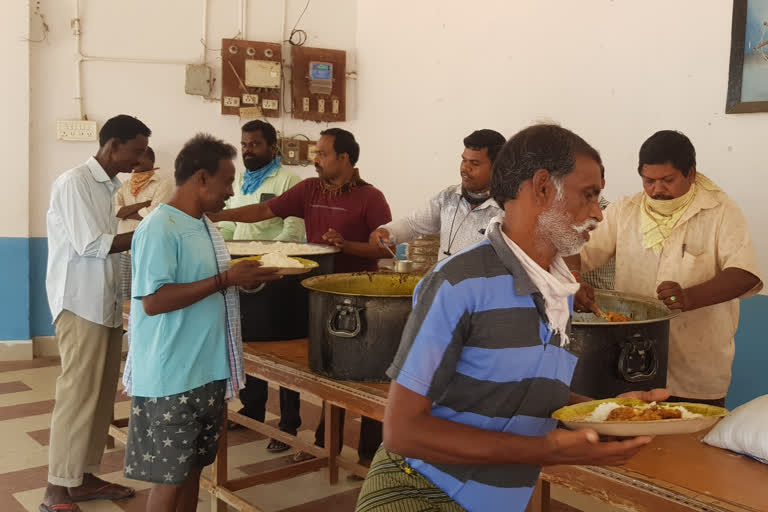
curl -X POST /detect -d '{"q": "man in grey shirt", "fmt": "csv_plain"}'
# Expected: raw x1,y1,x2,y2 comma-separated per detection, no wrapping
370,129,506,258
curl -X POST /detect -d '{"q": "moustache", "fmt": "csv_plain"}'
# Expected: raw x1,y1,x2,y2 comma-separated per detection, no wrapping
572,218,599,233
652,194,674,200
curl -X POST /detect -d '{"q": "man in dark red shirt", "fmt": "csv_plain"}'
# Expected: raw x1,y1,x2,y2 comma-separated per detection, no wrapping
214,128,392,272
211,127,392,468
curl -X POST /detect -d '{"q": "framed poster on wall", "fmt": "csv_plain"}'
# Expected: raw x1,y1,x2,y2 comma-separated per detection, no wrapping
727,0,768,113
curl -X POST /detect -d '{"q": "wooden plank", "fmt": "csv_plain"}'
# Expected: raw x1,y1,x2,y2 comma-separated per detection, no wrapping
325,402,342,485
620,432,768,512
225,457,329,492
200,476,265,512
228,411,326,458
210,409,229,512
108,423,127,445
243,355,387,421
541,466,713,512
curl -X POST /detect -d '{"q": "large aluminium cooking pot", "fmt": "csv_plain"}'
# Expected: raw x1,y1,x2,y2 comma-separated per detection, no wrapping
227,241,339,341
569,290,680,398
301,272,422,381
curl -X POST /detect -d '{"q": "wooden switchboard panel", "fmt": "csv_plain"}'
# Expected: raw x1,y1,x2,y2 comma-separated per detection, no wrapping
279,137,317,166
220,39,282,118
291,46,346,122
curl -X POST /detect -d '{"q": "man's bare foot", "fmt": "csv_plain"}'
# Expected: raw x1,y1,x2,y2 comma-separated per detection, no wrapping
68,473,134,502
41,484,79,511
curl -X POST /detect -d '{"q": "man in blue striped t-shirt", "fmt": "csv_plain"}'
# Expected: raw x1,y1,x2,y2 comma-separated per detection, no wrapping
355,125,668,512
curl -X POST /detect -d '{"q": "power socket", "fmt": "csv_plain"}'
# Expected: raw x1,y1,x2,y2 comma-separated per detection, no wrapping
262,98,279,110
56,120,98,141
223,96,241,107
318,99,325,113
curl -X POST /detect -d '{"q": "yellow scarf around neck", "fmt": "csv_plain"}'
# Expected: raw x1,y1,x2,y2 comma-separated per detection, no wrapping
640,173,720,253
129,170,156,197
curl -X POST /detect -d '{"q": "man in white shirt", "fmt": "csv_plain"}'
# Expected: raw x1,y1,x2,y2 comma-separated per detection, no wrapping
370,129,505,259
42,115,151,512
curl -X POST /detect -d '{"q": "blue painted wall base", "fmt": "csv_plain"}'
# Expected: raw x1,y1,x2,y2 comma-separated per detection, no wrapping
30,237,54,337
0,237,30,340
728,294,768,409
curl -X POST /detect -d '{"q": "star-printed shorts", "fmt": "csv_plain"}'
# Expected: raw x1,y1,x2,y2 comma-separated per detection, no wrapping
123,380,227,485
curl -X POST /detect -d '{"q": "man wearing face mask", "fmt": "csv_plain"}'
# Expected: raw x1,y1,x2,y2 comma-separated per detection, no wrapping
218,121,304,242
355,124,665,512
370,129,505,258
570,130,762,407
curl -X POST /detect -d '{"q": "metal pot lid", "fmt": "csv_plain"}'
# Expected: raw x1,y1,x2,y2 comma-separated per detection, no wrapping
302,272,422,298
226,240,340,256
572,289,680,326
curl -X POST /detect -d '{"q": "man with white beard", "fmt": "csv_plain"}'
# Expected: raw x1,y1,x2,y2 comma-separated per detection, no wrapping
354,124,667,512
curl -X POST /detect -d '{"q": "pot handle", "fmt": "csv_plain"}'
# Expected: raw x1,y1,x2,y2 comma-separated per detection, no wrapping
618,334,659,382
238,283,267,295
327,299,365,338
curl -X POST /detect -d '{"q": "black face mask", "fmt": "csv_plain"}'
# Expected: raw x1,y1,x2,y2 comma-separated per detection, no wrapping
461,187,490,206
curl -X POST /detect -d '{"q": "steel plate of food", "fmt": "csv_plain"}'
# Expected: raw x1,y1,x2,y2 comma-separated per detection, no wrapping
552,398,729,436
228,254,319,275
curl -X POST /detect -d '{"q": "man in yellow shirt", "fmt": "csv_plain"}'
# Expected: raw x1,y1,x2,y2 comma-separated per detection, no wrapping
571,130,762,407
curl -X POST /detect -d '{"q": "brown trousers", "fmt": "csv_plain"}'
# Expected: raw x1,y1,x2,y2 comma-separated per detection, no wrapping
47,310,123,487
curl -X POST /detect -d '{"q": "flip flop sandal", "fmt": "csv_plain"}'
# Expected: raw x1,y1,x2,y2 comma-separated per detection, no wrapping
267,439,291,453
39,504,81,512
71,483,135,503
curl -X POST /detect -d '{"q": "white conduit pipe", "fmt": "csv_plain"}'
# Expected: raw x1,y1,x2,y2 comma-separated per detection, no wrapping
73,0,210,118
240,0,247,39
201,0,209,65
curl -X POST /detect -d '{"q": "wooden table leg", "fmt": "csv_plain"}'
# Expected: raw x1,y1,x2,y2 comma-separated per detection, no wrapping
525,477,550,512
106,412,116,449
211,409,229,512
325,402,342,485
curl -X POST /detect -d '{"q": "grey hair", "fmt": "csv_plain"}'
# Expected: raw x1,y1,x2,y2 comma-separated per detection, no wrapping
491,124,602,206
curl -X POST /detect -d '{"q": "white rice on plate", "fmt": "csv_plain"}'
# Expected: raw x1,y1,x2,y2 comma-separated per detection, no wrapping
259,252,304,268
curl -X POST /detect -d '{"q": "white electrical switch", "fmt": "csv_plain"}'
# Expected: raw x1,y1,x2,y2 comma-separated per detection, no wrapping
318,99,325,113
302,97,310,112
242,94,259,105
223,96,241,107
332,99,340,114
56,120,98,142
262,98,279,110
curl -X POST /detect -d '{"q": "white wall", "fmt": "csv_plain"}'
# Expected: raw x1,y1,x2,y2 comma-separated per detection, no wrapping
354,0,768,278
2,0,30,238
21,0,768,279
29,0,357,237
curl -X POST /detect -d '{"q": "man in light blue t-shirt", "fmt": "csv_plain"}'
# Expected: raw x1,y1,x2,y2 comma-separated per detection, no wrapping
125,134,280,511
